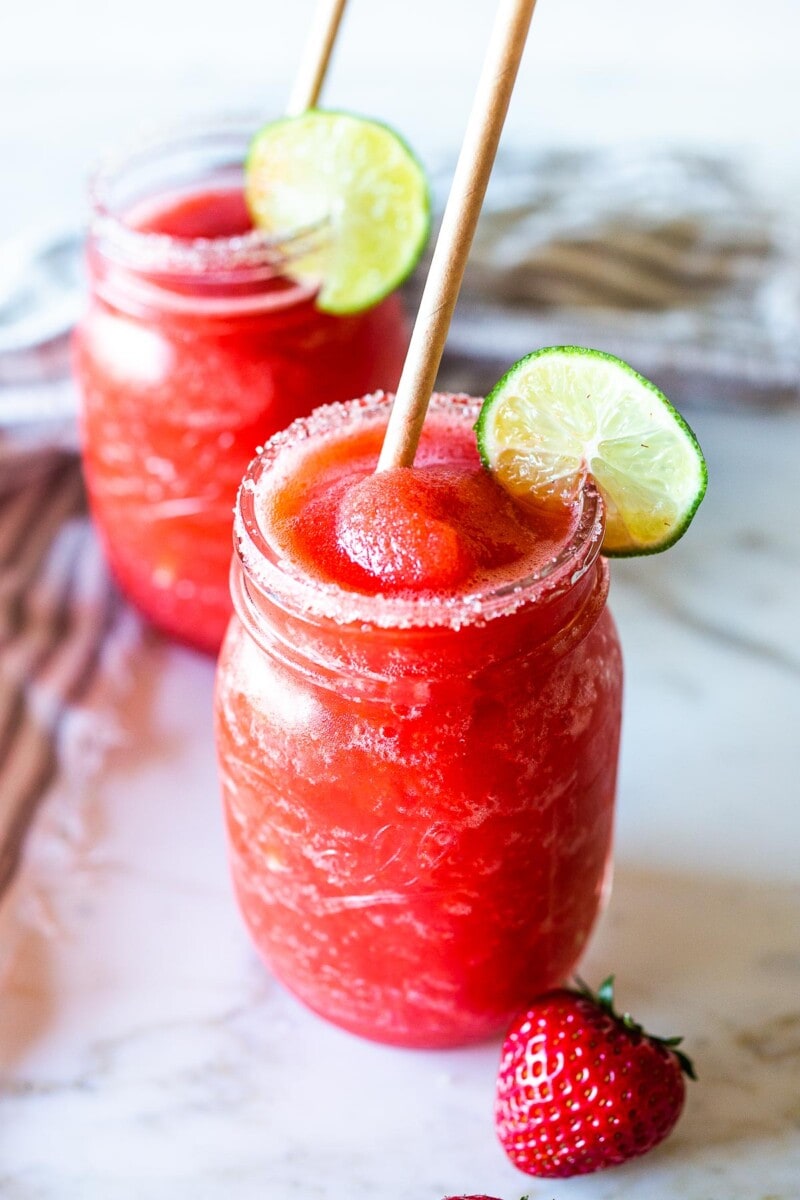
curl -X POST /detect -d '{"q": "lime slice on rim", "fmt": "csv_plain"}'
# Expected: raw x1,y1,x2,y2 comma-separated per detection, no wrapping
476,346,707,556
245,110,430,315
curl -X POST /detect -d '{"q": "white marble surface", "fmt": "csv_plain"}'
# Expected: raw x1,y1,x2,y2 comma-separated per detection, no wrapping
1,405,799,1198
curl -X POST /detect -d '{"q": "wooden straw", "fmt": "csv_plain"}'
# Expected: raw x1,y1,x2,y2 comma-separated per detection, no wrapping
286,0,349,116
377,0,538,471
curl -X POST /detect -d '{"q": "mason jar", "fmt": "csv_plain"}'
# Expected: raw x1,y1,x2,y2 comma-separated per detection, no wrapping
73,117,409,652
214,393,623,1048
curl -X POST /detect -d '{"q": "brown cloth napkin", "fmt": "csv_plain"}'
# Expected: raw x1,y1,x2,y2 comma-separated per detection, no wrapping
420,149,800,408
0,448,139,903
0,299,140,903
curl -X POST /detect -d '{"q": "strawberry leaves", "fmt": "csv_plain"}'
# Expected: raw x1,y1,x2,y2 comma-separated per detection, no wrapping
575,974,697,1080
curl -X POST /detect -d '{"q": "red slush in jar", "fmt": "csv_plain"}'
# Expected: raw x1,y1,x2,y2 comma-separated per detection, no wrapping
73,118,409,653
214,392,623,1048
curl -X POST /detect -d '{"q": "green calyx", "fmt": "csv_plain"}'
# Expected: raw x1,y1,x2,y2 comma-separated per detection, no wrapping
574,974,697,1081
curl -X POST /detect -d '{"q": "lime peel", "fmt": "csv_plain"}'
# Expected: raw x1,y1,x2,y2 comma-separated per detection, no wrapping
476,346,708,557
245,109,430,315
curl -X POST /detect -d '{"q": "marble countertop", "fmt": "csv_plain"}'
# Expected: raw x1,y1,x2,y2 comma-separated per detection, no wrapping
1,403,799,1198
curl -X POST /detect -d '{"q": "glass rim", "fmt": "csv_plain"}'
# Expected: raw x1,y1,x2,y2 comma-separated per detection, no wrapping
234,392,605,631
88,111,330,278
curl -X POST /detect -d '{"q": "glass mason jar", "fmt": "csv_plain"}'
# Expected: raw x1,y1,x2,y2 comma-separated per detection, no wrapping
214,394,623,1049
73,117,409,653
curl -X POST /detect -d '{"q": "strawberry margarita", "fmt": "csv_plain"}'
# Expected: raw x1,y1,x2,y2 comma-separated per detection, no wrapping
73,119,408,652
214,392,623,1048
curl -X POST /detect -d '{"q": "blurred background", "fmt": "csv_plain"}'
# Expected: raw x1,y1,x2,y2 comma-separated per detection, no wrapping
2,0,798,414
1,0,798,933
2,0,799,229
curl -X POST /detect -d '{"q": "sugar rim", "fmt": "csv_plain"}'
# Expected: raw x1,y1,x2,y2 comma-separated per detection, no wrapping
234,393,605,631
88,112,329,280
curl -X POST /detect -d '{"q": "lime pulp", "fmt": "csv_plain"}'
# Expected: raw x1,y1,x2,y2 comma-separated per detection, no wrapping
476,346,707,556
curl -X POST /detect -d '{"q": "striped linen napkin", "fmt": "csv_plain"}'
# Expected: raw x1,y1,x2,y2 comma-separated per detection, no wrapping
0,297,140,903
0,147,796,905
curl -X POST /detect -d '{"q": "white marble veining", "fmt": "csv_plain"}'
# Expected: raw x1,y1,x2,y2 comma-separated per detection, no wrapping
1,407,799,1198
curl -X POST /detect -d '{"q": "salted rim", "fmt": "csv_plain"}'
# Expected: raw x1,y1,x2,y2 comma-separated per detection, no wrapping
234,392,605,631
88,111,329,280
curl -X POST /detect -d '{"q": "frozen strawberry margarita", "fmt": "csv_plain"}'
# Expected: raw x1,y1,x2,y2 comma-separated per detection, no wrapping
214,392,623,1048
74,120,409,652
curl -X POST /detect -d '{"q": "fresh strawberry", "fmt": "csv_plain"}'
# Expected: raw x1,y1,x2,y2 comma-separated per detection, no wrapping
495,976,695,1178
442,1194,529,1199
